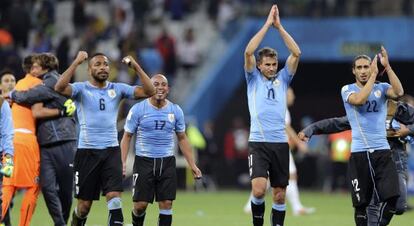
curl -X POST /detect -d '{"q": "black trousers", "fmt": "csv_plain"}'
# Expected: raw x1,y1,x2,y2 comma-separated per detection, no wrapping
40,141,76,226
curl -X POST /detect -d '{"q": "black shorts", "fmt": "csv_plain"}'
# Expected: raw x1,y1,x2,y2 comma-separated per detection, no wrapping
248,142,289,188
348,150,400,207
132,156,177,203
74,147,123,201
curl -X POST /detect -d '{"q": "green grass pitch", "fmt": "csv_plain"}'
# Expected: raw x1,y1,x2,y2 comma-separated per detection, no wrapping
9,190,414,226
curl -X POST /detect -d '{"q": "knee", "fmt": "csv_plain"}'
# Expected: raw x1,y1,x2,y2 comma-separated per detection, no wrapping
272,188,286,203
159,200,173,210
77,203,92,218
134,202,148,215
252,187,266,199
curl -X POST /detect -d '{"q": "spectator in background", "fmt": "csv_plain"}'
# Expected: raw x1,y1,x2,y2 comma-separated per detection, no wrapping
328,130,351,192
73,0,87,33
56,36,71,74
156,27,177,81
199,120,219,190
224,116,249,187
177,27,201,78
7,0,31,49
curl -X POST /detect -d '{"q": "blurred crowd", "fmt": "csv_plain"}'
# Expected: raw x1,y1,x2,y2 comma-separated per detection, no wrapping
1,0,414,87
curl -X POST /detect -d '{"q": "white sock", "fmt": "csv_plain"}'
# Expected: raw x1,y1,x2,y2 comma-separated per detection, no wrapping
286,179,303,212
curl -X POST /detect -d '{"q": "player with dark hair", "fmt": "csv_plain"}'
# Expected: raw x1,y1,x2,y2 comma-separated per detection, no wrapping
338,46,403,226
244,4,301,226
55,51,155,226
3,52,77,226
120,74,202,226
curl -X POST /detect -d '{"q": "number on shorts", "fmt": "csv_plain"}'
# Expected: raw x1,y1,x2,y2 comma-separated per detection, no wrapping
133,173,139,186
351,178,360,192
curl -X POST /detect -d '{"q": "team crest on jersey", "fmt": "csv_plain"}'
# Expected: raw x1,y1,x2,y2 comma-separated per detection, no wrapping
272,79,280,86
374,90,381,98
108,89,116,98
168,113,175,122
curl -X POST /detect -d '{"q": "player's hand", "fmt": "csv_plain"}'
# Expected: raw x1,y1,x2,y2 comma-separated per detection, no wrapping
395,125,411,137
298,131,309,142
192,165,202,180
60,99,76,117
1,154,14,177
273,5,281,29
370,55,378,78
75,51,88,65
378,46,390,69
297,141,309,153
121,55,139,70
265,5,276,27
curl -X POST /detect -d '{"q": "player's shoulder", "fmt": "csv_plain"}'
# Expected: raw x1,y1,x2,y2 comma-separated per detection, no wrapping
341,83,356,93
168,100,183,111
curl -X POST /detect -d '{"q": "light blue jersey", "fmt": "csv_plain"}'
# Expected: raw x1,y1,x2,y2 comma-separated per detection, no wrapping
341,82,391,153
124,99,185,158
71,81,135,149
0,102,14,156
245,65,292,142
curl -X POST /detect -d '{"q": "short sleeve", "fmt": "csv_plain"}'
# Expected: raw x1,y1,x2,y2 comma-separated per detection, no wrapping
124,104,140,133
117,83,135,99
381,83,391,97
245,67,259,83
278,65,293,85
341,85,355,103
174,104,186,133
70,82,84,99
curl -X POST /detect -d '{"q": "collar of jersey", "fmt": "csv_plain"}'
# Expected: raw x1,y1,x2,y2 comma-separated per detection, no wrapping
86,80,109,89
147,98,170,110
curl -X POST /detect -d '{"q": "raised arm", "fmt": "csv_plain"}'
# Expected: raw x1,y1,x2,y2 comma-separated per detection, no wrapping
55,51,88,96
273,5,301,74
379,46,404,99
298,116,350,142
348,57,378,105
120,131,133,177
176,132,202,179
244,5,276,72
121,56,155,98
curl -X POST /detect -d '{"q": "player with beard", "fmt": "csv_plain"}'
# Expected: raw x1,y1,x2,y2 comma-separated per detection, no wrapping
55,51,155,226
120,74,202,226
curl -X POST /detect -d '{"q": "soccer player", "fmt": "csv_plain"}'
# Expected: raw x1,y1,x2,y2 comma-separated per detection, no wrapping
298,99,414,225
1,54,53,226
339,46,403,226
244,4,301,226
0,96,14,223
54,51,155,226
0,70,15,226
0,71,16,94
243,88,315,216
5,53,77,226
120,74,202,226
